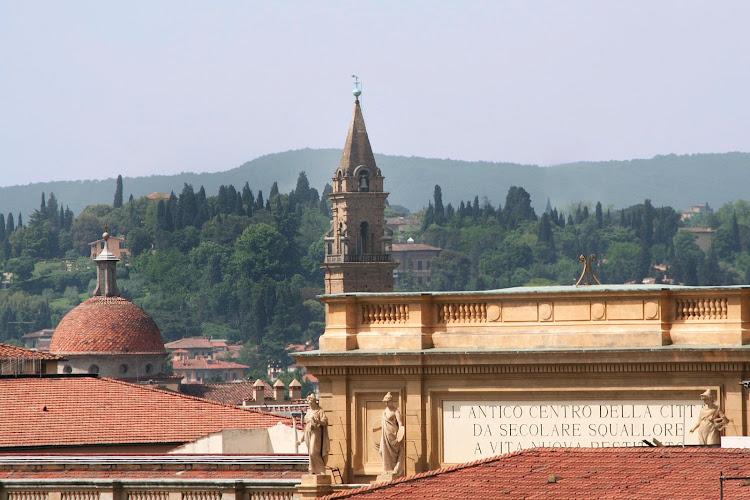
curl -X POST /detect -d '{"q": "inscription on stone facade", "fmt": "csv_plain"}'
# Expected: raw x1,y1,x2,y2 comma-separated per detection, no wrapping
443,399,702,463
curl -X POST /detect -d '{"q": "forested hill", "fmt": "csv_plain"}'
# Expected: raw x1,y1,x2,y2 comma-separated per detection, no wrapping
2,150,749,217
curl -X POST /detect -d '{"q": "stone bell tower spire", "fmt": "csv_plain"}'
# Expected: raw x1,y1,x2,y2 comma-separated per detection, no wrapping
93,226,120,297
321,81,397,294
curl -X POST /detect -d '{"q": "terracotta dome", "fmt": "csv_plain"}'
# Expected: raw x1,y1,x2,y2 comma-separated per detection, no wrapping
50,296,165,354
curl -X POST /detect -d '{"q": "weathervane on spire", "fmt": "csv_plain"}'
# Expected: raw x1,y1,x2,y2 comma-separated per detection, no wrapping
352,74,362,100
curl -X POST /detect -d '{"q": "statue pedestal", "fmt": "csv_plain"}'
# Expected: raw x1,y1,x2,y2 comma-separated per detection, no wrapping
295,474,332,499
375,471,401,483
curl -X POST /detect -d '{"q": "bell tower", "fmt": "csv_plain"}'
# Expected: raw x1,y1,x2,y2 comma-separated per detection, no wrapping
321,83,397,294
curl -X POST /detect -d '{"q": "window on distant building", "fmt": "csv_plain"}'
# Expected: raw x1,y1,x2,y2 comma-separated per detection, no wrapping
63,365,73,374
417,261,423,270
145,364,153,374
427,261,431,270
233,373,238,380
119,364,128,374
88,365,99,375
418,277,423,285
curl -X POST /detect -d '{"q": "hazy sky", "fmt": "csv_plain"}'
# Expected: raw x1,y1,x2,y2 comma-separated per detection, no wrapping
1,1,748,187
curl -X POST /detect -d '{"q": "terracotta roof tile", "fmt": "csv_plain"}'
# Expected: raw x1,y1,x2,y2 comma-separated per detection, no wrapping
0,343,61,360
322,447,750,499
0,377,292,450
50,297,165,354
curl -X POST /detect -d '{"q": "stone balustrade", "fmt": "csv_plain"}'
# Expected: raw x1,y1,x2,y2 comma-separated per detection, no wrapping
318,285,750,351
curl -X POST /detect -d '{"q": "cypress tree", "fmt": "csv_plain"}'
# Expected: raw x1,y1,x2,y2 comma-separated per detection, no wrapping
256,190,264,211
294,172,311,205
0,214,5,243
595,202,603,228
6,213,14,234
113,175,123,208
433,185,445,225
17,213,22,228
269,182,280,199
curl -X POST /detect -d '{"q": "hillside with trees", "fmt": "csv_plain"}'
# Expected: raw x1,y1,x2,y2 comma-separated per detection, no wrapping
1,175,749,373
2,150,750,219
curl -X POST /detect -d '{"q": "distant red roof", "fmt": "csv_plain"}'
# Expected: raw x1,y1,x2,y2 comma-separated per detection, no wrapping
0,343,61,360
173,358,250,370
322,447,750,499
21,329,55,339
391,243,442,252
50,297,165,355
179,381,269,405
147,192,171,200
0,377,291,450
302,373,318,384
165,337,213,349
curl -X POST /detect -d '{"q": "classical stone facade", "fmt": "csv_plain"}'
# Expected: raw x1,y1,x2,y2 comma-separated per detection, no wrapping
295,285,750,483
321,94,397,294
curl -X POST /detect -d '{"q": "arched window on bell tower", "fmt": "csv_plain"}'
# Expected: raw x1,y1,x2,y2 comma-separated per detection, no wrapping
358,221,369,255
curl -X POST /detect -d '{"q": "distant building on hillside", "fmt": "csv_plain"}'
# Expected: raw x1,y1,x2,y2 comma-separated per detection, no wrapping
88,235,128,259
391,239,442,286
385,216,421,233
681,203,713,221
679,227,716,253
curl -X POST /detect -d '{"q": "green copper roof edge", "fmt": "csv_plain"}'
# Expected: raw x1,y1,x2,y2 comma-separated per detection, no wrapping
294,345,750,357
319,284,750,298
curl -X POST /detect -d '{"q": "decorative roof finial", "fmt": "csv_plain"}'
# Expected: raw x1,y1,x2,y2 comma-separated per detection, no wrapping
93,222,120,297
96,223,118,262
351,74,362,100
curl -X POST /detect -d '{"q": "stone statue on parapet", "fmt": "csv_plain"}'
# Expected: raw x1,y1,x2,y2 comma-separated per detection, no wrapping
690,389,729,445
298,394,330,474
375,392,405,481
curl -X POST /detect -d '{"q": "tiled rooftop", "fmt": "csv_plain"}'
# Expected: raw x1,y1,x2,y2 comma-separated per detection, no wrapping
322,447,750,499
50,296,165,354
0,343,61,360
173,358,250,370
0,377,292,450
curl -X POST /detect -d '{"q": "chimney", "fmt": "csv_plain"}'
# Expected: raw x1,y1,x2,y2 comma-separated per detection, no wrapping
252,378,266,402
273,379,286,402
289,378,302,401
